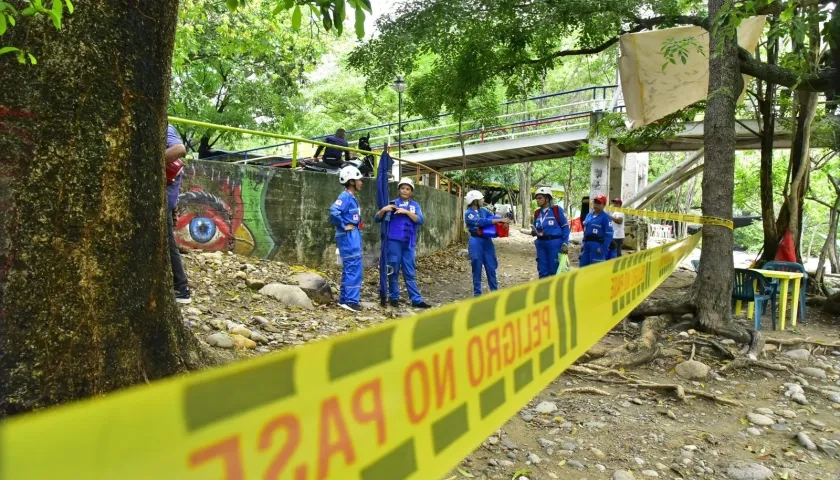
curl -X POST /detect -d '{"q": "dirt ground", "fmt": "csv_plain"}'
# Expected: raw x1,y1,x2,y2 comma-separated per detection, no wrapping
180,229,840,480
429,230,840,480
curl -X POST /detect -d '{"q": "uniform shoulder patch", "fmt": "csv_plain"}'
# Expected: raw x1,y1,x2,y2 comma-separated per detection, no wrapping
335,199,343,206
467,213,475,219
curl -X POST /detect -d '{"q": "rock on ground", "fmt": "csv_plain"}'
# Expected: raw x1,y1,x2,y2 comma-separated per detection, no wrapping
798,367,827,380
783,349,811,360
258,283,315,310
206,332,233,349
725,463,773,480
534,401,558,414
746,413,774,426
675,360,709,380
231,334,257,349
290,272,333,303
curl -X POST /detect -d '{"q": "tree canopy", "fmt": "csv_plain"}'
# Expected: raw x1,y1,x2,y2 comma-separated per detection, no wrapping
349,0,840,117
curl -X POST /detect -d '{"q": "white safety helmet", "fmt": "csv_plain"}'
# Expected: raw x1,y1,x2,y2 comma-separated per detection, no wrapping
465,190,484,206
534,186,553,198
339,165,363,184
398,177,415,190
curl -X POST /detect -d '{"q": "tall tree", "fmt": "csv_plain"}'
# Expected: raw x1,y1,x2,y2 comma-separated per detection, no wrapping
0,0,371,417
171,0,328,157
0,0,206,417
690,0,752,344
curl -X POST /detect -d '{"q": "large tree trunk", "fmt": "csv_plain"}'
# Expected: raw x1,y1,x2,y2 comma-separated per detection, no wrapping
689,0,754,345
772,13,820,263
0,0,208,417
774,90,818,262
518,163,533,228
758,36,779,262
815,175,840,288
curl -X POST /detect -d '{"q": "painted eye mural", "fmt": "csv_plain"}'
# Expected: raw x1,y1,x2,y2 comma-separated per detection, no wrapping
175,190,245,252
175,165,272,257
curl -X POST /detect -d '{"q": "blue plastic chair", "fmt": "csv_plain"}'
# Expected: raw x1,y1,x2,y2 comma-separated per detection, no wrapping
762,261,807,324
691,260,700,272
732,269,778,330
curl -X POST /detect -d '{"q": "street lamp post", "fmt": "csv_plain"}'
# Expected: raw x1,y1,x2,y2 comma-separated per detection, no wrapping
391,76,406,178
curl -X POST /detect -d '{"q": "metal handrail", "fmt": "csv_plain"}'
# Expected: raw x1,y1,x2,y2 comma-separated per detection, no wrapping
203,85,620,161
167,117,460,194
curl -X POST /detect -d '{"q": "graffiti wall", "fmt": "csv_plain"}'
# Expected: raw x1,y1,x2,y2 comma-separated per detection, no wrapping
176,161,461,266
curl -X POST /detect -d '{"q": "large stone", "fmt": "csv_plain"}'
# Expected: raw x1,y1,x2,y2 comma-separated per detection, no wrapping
783,349,811,361
206,333,234,349
534,401,558,414
675,360,710,380
230,325,253,337
799,367,828,380
290,272,334,303
259,283,315,310
231,334,257,350
746,413,775,426
725,463,773,480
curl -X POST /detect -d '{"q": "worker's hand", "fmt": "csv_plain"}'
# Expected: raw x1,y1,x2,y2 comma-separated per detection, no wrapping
344,224,355,231
596,248,602,254
395,208,410,215
561,244,569,253
496,218,510,224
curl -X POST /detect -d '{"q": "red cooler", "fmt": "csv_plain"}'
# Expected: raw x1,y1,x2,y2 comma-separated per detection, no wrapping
495,222,510,238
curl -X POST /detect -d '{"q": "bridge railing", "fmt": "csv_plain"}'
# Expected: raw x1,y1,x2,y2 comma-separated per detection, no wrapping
169,117,463,196
204,85,621,163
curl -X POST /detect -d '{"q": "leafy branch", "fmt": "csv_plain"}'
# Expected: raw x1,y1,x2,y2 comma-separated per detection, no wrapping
661,36,706,71
0,0,74,64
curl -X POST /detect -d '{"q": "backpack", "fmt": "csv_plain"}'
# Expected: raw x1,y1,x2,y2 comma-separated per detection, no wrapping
534,205,563,225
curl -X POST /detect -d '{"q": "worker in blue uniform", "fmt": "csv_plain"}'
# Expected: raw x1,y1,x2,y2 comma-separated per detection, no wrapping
330,165,365,312
375,177,432,309
579,194,614,267
464,190,510,297
531,186,570,278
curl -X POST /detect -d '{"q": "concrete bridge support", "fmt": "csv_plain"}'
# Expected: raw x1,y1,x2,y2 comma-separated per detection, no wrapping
589,112,649,203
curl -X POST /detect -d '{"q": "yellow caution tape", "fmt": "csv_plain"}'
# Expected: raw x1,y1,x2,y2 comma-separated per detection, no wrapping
0,233,700,479
611,206,734,230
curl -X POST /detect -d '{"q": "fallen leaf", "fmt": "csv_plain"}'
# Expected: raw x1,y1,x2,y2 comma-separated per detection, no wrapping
511,468,532,479
457,468,475,478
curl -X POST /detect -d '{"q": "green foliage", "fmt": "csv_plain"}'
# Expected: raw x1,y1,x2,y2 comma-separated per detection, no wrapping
228,0,371,39
660,36,705,70
596,102,706,151
0,0,73,64
293,60,399,138
170,0,334,153
348,0,704,116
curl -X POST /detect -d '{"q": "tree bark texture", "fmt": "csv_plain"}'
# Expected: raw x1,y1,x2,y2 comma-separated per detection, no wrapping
774,90,818,263
0,0,205,417
690,0,751,344
815,175,840,288
758,37,779,263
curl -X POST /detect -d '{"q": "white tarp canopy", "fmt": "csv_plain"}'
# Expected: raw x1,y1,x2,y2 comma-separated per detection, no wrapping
619,16,766,129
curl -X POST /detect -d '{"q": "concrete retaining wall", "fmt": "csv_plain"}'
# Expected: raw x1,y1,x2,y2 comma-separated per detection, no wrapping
175,161,460,266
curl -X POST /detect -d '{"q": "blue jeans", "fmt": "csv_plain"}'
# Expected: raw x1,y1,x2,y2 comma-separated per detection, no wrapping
535,237,563,278
336,229,362,304
579,240,606,267
387,239,423,304
469,236,498,296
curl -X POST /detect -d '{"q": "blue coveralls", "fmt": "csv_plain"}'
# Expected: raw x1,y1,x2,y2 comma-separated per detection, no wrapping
330,190,363,305
579,211,614,267
375,197,425,304
464,207,498,297
533,205,570,278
